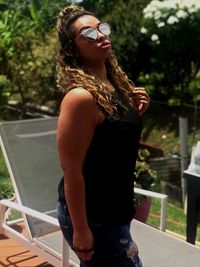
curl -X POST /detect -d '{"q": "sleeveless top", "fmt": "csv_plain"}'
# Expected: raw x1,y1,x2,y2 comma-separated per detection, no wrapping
58,91,143,226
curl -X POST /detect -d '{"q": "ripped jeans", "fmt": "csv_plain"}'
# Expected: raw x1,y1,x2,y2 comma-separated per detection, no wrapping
57,201,143,267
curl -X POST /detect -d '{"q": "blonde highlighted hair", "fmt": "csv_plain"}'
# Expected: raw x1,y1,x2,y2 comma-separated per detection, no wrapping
56,4,136,117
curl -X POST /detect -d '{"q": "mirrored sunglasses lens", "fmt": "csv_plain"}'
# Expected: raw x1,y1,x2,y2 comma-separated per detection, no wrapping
82,28,97,41
99,23,110,36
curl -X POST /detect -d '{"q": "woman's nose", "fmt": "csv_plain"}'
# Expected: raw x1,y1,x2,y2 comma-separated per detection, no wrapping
97,30,106,40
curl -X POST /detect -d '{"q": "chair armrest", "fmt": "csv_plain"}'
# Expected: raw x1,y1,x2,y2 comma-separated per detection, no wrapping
0,199,79,267
0,199,59,227
134,188,168,231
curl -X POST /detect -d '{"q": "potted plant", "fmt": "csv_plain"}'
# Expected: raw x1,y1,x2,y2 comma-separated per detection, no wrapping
134,149,157,222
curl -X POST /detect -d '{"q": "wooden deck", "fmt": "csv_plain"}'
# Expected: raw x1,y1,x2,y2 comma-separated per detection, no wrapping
0,222,53,267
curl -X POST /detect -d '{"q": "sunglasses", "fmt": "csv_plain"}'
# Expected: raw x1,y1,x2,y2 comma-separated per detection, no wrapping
80,23,111,41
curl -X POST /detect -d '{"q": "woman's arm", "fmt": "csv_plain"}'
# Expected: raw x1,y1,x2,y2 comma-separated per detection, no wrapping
57,88,102,261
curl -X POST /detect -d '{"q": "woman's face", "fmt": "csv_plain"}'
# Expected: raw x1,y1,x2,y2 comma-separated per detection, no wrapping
72,15,111,64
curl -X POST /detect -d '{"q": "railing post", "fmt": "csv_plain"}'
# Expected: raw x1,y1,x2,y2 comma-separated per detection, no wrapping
160,196,168,231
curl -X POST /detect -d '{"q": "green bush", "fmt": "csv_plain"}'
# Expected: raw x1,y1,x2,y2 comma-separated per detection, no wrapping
134,149,157,206
0,180,14,199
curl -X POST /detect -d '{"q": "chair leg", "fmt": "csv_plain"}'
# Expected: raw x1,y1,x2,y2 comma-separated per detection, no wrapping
62,236,70,267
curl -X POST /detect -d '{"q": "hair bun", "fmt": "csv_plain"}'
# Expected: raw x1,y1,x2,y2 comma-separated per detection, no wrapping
57,4,87,33
58,4,84,19
57,4,94,36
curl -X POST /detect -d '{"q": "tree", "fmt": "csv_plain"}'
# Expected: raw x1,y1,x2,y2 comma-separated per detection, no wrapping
0,8,34,115
82,0,120,18
0,0,68,118
140,0,200,108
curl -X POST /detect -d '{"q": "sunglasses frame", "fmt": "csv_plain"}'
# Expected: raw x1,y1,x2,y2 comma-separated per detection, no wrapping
80,22,111,42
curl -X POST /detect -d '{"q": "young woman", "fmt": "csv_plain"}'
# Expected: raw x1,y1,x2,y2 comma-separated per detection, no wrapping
56,4,150,267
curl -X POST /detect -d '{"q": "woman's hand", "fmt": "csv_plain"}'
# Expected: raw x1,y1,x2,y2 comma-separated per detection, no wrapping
73,227,94,261
132,87,150,115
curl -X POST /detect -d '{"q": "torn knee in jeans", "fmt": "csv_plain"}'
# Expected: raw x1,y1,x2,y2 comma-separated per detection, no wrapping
119,239,138,259
124,241,143,267
126,241,138,259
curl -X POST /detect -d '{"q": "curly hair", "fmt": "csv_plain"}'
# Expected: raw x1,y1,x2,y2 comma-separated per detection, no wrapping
56,4,136,117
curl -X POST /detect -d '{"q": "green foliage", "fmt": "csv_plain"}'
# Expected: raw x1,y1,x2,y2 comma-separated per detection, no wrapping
1,0,199,118
27,0,69,31
0,149,10,181
0,0,68,32
0,0,154,118
0,0,67,117
0,75,10,117
82,0,120,18
135,149,157,189
140,0,200,107
134,149,157,205
0,180,14,199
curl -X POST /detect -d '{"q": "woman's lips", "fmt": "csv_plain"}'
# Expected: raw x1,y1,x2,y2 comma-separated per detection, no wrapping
101,43,111,49
98,41,111,50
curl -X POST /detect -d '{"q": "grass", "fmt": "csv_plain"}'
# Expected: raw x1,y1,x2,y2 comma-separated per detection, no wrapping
147,198,200,242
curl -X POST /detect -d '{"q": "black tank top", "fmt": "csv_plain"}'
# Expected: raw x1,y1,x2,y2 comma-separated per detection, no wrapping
58,92,143,226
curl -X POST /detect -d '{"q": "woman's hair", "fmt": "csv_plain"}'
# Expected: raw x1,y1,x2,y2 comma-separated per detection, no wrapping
56,4,136,117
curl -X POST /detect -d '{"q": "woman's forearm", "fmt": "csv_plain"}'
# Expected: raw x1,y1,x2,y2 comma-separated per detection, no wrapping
64,173,89,233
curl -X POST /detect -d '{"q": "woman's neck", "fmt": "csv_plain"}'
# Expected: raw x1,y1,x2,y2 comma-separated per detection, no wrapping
84,61,108,82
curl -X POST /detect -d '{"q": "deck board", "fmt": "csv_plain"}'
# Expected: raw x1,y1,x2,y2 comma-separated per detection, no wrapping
0,222,53,267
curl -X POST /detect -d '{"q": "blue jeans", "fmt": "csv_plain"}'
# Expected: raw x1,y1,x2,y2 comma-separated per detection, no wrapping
57,201,143,267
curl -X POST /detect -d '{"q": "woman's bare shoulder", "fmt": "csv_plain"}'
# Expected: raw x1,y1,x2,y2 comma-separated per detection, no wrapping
60,87,103,125
61,87,94,108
